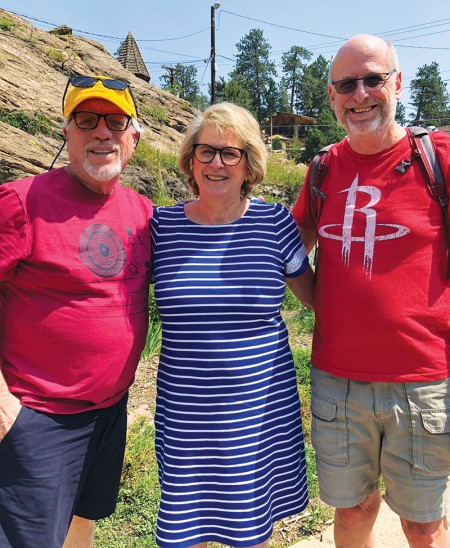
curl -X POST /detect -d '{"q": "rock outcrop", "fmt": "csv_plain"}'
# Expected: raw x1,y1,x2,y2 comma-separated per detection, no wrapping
0,9,196,186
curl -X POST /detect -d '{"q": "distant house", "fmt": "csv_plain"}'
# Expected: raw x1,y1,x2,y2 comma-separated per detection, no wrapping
262,112,315,143
117,31,150,83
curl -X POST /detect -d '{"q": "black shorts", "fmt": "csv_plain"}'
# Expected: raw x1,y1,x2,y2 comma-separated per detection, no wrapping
0,394,128,548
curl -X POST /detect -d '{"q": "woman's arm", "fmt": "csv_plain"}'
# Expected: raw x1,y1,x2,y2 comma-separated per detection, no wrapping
286,264,314,311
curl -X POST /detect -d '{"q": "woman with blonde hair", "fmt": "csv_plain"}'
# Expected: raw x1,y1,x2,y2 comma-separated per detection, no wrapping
151,102,313,548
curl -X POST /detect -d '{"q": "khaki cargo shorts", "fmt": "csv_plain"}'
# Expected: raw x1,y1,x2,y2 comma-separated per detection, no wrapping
310,367,450,522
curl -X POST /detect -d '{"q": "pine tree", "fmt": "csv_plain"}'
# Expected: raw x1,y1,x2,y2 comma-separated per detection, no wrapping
409,62,450,127
281,46,312,113
230,29,278,122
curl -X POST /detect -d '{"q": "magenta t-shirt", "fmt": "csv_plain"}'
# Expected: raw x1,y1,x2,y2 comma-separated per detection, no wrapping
0,168,153,413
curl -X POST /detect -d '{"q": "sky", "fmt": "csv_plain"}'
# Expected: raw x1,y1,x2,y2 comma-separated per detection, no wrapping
1,0,450,118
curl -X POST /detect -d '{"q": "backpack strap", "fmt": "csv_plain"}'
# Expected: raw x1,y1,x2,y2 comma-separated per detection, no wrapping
406,126,450,277
308,143,334,265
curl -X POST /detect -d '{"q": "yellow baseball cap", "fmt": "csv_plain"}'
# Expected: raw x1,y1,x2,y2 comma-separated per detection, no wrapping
63,76,138,119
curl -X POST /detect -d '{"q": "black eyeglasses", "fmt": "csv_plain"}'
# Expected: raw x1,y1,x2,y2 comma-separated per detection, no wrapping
193,144,246,166
71,111,132,131
62,76,138,116
331,69,396,95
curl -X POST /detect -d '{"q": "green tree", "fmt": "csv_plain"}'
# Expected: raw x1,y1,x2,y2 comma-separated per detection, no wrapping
281,46,312,113
296,55,330,118
395,102,407,126
160,64,208,110
230,28,278,122
409,62,450,127
215,76,252,110
300,109,346,163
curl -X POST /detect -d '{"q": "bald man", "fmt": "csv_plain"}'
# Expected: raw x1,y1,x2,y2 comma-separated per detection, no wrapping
293,35,450,548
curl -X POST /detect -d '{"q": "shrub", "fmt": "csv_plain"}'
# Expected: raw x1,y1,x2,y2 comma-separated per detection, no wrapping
141,105,168,124
0,108,57,137
45,48,65,64
0,16,14,31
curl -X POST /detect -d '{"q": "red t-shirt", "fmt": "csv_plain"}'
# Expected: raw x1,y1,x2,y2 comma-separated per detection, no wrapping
292,132,449,382
0,168,153,413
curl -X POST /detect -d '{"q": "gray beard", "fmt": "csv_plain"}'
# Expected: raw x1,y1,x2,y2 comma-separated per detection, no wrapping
338,99,397,138
83,150,123,182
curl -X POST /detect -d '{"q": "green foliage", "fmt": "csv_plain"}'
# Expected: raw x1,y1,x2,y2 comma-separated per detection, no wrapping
301,109,346,163
0,108,57,137
0,16,14,30
130,140,180,177
282,285,301,311
286,135,304,164
292,346,312,386
284,306,315,338
160,63,208,109
409,61,450,126
94,418,160,547
271,135,284,151
141,286,162,360
141,105,168,124
141,317,161,361
230,28,278,122
45,48,65,63
395,102,407,126
215,76,252,110
296,55,330,118
281,45,313,113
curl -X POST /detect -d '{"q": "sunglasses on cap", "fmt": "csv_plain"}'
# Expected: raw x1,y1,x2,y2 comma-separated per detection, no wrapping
61,76,139,116
331,69,396,95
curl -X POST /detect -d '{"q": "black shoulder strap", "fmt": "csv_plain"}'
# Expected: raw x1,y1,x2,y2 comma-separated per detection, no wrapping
308,143,334,266
309,143,333,222
406,126,449,277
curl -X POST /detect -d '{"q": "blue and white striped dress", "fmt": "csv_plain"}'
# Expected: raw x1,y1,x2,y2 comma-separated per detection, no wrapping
150,198,309,548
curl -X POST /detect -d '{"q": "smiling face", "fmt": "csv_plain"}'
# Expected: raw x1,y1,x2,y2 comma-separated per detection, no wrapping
64,98,138,194
192,124,249,201
329,35,402,143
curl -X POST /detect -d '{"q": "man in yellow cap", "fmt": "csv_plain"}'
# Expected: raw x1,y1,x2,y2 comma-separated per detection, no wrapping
0,76,153,547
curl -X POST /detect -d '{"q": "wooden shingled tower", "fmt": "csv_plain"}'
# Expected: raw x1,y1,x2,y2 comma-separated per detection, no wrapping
117,31,150,83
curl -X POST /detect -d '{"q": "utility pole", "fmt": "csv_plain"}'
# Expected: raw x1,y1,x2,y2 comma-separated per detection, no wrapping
210,3,220,104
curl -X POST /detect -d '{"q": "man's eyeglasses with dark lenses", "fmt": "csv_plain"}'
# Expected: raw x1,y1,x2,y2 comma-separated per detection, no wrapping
71,111,132,131
193,144,246,166
62,76,138,116
332,69,396,95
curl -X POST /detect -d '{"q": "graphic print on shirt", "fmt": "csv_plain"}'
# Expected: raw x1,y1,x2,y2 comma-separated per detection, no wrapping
319,175,410,276
79,224,126,277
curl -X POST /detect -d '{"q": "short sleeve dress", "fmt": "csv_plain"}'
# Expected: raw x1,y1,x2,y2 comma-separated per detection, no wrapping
150,198,309,548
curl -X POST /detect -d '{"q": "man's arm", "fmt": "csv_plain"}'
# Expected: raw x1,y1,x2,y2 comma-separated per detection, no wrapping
0,370,21,439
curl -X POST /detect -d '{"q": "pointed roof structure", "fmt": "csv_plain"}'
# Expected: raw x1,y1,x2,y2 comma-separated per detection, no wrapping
117,31,150,83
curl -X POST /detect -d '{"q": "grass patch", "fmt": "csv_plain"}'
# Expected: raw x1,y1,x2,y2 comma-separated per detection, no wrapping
0,16,14,30
130,140,180,176
95,418,160,547
266,156,307,187
141,105,169,124
0,108,58,137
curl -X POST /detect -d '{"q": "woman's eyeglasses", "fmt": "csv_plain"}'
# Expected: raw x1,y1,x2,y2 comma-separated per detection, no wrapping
71,111,132,131
193,144,246,166
331,69,396,95
62,76,138,116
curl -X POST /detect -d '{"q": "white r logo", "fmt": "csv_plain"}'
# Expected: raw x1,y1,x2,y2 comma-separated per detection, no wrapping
319,175,410,276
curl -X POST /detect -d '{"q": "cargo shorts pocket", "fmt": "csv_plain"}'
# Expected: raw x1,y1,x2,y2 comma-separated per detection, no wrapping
406,380,450,478
310,368,349,466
